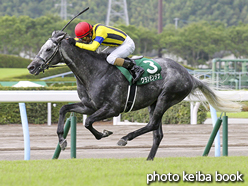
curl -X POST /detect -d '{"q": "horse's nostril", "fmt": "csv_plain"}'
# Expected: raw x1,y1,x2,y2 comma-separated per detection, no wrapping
28,66,34,71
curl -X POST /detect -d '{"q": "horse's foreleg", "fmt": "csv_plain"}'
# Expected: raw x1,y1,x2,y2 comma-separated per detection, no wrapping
57,102,94,150
84,106,116,140
57,105,67,149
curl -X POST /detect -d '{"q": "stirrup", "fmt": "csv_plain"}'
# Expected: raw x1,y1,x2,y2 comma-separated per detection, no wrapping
132,66,144,84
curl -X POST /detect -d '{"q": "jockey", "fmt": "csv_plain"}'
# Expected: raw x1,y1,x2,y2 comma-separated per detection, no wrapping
68,22,144,84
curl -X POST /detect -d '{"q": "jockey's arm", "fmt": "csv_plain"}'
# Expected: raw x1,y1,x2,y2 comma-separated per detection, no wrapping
74,33,106,51
75,39,101,51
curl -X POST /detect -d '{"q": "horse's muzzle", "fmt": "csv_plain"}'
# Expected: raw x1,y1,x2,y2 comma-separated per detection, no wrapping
27,62,41,75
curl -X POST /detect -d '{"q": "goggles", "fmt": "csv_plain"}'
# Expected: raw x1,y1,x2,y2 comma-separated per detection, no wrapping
80,36,87,41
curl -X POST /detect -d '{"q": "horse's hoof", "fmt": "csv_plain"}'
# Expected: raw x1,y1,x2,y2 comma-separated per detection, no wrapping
59,139,67,150
102,129,113,138
146,157,154,161
117,139,127,146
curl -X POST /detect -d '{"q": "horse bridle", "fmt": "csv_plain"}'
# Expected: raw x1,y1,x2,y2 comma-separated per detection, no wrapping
36,7,89,73
37,35,66,73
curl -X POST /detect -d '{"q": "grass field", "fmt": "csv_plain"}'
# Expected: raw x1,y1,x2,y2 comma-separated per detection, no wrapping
207,112,248,118
0,68,29,79
0,157,247,186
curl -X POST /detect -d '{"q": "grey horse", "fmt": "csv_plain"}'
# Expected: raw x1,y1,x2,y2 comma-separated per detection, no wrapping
27,31,241,160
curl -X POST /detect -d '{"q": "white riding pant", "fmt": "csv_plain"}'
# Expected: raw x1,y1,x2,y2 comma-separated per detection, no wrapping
103,36,135,65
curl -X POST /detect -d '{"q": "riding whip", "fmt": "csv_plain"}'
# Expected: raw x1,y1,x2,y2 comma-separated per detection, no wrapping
61,7,89,31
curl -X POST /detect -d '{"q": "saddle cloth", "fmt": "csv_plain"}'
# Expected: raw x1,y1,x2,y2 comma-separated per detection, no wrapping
116,57,162,85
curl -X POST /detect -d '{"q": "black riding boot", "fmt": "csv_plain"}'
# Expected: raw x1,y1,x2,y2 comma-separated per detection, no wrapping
122,59,145,84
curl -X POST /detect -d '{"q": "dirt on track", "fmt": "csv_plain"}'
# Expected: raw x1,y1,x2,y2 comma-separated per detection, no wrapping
0,122,248,160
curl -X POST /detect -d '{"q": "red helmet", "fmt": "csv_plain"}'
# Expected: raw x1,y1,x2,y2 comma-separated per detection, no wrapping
75,22,93,38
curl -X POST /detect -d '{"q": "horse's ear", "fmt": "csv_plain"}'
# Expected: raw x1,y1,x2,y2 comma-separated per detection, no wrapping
52,31,56,37
57,33,67,42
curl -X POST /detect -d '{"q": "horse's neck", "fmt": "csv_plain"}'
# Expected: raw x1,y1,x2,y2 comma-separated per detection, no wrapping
61,42,108,87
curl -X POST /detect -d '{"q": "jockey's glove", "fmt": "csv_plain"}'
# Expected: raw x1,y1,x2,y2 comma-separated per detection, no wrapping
68,38,76,46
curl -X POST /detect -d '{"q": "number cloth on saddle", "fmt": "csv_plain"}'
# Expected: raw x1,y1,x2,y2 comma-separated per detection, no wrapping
116,58,162,85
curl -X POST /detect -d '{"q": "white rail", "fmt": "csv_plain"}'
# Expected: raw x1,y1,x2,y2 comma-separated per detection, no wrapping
1,90,246,102
0,90,247,125
1,90,247,160
0,90,80,102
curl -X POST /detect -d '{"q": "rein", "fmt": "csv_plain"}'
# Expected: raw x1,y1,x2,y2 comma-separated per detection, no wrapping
37,36,66,72
37,6,89,73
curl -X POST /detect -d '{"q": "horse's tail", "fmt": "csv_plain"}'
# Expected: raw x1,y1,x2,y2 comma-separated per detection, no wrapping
190,77,242,112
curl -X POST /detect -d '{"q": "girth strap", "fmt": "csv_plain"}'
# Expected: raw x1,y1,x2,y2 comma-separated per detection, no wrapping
123,84,137,112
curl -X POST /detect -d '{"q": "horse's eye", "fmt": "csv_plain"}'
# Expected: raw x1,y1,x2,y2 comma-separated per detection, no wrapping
46,48,51,52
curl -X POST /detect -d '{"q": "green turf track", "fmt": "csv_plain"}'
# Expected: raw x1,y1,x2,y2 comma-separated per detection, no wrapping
207,112,248,118
0,68,29,79
0,157,246,186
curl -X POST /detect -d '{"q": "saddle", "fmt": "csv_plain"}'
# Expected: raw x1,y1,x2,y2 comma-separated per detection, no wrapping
129,55,143,60
116,57,162,85
121,56,162,112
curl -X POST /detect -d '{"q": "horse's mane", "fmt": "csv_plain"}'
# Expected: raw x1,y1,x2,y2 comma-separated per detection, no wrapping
73,46,108,61
54,30,109,62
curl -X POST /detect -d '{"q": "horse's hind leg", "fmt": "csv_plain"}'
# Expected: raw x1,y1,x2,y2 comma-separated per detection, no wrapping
147,103,163,161
147,124,163,160
118,102,164,160
117,94,174,160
